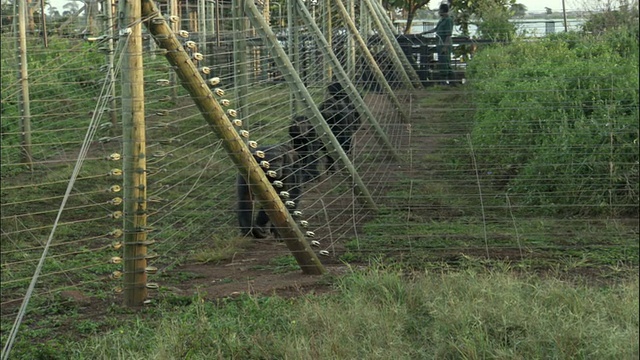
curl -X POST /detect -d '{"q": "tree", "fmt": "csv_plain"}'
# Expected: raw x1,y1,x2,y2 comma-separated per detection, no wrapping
84,0,99,34
1,0,14,31
476,1,517,40
384,0,432,34
510,3,527,17
27,0,38,32
581,0,639,35
48,6,60,19
18,0,51,34
62,1,79,17
452,0,516,37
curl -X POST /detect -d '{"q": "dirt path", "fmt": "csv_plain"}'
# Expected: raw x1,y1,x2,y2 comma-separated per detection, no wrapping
160,241,349,299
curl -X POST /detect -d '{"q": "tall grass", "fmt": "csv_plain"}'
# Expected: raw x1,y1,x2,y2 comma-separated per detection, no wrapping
466,28,639,216
47,265,639,360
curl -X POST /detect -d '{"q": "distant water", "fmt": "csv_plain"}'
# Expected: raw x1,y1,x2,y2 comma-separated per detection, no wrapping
400,18,585,37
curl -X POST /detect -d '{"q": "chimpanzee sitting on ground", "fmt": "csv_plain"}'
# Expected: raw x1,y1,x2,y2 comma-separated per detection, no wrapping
318,81,361,173
237,116,319,238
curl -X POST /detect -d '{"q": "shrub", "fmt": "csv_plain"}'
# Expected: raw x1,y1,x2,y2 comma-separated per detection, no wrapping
466,29,639,215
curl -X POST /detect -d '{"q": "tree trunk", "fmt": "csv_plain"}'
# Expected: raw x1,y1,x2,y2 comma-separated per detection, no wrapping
27,0,36,33
404,9,414,34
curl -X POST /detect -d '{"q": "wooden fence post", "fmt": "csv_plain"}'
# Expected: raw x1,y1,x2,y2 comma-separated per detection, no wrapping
17,0,33,169
121,0,149,307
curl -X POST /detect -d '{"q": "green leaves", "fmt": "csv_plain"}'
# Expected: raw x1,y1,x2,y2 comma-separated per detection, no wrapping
467,29,639,215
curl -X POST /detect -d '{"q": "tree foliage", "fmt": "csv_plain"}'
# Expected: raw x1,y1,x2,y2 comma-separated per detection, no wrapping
451,0,516,37
466,29,639,215
582,0,639,36
510,3,527,17
383,0,432,34
474,0,517,40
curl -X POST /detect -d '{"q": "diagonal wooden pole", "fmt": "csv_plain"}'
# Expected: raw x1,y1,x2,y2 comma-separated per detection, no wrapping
364,0,423,88
330,0,411,122
244,0,379,211
293,0,402,161
140,0,326,275
359,0,415,89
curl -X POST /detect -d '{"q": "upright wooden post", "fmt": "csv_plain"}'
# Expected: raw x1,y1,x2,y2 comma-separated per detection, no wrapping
169,0,179,100
39,0,48,47
105,0,118,133
324,0,333,83
120,0,148,307
561,0,568,32
232,0,248,122
198,0,206,50
346,0,355,78
16,0,33,169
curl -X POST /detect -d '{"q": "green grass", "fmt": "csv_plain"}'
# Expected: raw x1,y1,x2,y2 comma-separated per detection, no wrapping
346,84,639,270
16,264,637,360
349,205,638,267
466,30,639,216
189,236,252,264
251,254,301,273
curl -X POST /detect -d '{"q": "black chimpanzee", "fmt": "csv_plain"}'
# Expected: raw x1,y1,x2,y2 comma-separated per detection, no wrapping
237,116,319,238
290,115,322,183
358,46,401,93
319,82,361,173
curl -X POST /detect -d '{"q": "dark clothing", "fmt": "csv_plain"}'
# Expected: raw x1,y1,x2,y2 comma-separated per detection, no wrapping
433,15,453,41
433,15,454,81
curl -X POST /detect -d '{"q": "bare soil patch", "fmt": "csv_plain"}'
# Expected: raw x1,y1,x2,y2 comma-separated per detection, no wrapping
158,241,348,300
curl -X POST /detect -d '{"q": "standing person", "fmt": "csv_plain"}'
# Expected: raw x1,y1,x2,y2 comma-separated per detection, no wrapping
420,3,454,84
